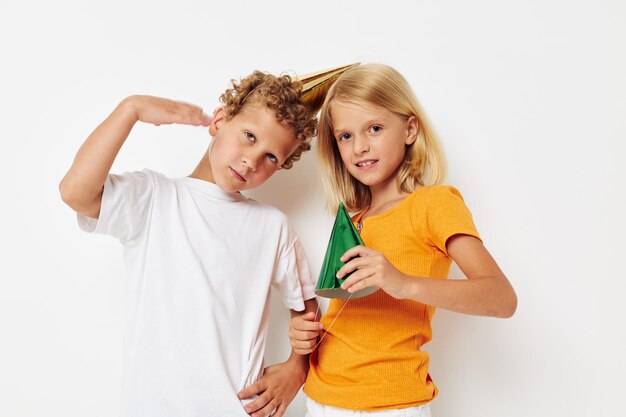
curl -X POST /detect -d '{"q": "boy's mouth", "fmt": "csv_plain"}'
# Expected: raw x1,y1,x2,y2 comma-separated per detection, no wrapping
229,167,247,183
355,159,378,169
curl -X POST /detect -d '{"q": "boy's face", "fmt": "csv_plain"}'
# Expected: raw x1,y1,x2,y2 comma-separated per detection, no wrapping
207,105,299,192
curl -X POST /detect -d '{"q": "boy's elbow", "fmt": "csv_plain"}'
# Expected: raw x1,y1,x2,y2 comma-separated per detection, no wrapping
58,176,100,217
59,176,74,206
59,176,81,209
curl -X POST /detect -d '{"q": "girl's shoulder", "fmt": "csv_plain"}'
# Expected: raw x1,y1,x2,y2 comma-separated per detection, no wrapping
403,185,471,225
360,186,468,223
407,184,465,205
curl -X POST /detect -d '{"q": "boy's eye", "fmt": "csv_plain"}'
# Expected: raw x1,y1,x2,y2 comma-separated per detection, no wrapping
337,133,351,142
266,153,278,163
245,132,256,142
369,125,383,133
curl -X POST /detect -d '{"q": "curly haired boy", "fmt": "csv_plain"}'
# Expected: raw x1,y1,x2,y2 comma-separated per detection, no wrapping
60,71,319,417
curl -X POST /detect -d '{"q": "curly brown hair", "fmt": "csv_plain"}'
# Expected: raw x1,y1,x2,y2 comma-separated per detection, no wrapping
219,71,318,169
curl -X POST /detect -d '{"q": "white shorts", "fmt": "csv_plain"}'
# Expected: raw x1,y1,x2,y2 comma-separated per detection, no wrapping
305,397,432,417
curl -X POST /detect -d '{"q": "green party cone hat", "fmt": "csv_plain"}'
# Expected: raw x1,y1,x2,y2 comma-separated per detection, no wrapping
315,203,379,299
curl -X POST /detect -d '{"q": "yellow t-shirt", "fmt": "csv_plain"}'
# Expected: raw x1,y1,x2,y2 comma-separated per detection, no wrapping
304,185,481,410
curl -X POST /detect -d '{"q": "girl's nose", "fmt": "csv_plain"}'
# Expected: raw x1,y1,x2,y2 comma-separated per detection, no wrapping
352,135,370,154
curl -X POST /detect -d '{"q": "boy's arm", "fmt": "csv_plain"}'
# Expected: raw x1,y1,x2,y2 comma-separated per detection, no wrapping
59,95,211,218
238,298,318,417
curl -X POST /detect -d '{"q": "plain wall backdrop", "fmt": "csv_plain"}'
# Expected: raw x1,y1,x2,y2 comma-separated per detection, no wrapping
1,0,623,416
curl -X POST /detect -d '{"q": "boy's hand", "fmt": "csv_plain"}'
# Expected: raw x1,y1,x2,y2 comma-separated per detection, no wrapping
337,245,410,299
288,312,323,355
237,360,307,417
123,95,212,127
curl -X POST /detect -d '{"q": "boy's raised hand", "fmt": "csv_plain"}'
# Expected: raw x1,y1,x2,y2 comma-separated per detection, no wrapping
59,94,212,219
125,95,212,127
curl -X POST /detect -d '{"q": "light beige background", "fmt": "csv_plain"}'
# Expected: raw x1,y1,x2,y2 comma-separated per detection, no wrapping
0,0,623,416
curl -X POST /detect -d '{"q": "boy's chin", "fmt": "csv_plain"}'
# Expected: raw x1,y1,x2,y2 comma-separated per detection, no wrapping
217,183,244,193
214,178,250,193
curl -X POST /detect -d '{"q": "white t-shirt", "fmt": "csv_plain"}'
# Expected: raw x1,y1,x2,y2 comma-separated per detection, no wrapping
78,169,315,417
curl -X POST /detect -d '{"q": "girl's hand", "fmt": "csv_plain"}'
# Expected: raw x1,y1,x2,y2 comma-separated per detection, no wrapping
121,95,212,127
337,246,411,299
287,312,323,355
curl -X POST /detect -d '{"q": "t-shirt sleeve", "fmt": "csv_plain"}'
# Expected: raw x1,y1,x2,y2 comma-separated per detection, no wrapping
77,170,156,244
423,186,481,255
272,225,316,311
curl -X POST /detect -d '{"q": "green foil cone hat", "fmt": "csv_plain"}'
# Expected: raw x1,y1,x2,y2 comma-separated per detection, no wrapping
315,203,379,299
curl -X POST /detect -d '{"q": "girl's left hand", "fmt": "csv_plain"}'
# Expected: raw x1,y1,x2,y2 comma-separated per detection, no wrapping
337,246,411,299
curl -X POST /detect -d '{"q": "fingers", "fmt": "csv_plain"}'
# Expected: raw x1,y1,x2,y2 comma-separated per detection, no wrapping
272,404,287,417
340,267,377,292
237,380,263,401
242,390,277,417
288,316,322,355
200,113,213,126
301,311,316,321
288,327,321,341
290,314,323,331
175,102,211,126
290,336,319,355
336,256,372,279
252,398,279,417
343,277,375,294
289,329,320,353
337,246,383,278
137,96,212,127
339,245,373,262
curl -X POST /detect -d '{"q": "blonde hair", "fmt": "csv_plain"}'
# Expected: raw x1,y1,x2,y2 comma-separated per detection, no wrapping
317,63,446,212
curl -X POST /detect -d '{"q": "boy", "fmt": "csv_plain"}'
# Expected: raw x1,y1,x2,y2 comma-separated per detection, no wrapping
59,71,319,417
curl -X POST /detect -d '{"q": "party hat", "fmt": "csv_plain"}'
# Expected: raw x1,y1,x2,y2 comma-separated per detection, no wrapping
298,63,360,114
315,203,379,299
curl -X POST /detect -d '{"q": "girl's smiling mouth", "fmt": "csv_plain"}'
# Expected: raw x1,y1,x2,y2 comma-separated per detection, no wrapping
355,159,378,169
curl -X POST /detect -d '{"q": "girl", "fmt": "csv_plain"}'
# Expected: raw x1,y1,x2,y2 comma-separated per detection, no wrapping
288,64,517,417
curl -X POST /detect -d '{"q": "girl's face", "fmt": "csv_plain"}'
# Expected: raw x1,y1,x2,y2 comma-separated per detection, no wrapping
330,100,417,191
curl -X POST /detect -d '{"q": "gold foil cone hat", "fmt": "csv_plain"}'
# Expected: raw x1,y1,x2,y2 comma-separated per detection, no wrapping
298,63,360,114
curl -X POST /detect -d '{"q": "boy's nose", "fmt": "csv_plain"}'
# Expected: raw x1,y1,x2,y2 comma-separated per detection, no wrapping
241,154,257,171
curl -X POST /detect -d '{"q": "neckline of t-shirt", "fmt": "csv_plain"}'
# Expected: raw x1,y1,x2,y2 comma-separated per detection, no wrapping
356,186,430,225
178,176,248,202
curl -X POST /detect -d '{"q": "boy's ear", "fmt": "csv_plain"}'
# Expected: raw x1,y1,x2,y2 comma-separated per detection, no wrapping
209,107,225,136
405,115,419,145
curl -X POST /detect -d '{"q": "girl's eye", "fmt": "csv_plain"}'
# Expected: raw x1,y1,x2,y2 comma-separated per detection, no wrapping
369,125,383,133
337,133,351,142
266,153,278,163
245,132,256,142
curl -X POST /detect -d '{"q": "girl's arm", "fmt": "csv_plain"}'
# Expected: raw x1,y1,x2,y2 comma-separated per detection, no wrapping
59,95,210,218
337,235,517,318
409,234,517,318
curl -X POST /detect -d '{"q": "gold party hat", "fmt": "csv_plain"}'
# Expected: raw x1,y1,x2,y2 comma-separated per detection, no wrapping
298,63,360,114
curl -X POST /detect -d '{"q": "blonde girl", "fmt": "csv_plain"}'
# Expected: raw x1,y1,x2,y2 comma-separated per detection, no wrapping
288,64,517,417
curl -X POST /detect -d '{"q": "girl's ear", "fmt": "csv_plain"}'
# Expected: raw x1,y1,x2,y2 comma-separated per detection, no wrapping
405,115,419,145
208,107,225,136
